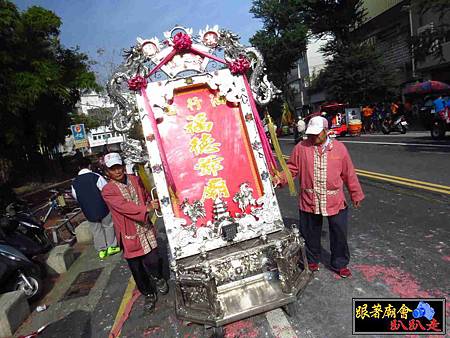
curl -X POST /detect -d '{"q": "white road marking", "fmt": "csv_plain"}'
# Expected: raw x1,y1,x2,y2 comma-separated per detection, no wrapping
340,140,450,148
265,308,299,338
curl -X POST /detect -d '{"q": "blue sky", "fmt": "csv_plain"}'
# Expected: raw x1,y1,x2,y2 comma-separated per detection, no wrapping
13,0,263,82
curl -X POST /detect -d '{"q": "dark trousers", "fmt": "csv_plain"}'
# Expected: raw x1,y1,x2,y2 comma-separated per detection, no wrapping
363,116,372,132
126,250,162,296
299,208,350,269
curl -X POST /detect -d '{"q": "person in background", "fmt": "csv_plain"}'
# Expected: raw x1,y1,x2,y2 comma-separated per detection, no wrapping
444,97,450,123
433,95,446,114
101,153,168,313
273,116,364,278
362,105,374,133
390,101,399,115
372,103,383,132
71,158,120,259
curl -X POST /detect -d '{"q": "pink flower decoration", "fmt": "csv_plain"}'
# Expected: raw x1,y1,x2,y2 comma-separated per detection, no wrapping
228,56,251,75
172,32,192,51
127,75,147,91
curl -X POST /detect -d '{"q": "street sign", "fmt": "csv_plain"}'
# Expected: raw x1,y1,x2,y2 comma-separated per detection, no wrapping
70,124,89,149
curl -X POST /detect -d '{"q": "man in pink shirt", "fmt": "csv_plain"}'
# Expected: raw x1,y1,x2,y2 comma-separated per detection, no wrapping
101,153,168,312
275,116,364,278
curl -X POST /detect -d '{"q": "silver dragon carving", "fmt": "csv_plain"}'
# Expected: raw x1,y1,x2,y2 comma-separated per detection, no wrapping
106,26,278,162
216,29,279,106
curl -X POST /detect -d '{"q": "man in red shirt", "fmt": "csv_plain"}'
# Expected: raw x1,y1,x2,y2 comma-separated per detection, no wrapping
101,153,168,312
275,116,364,278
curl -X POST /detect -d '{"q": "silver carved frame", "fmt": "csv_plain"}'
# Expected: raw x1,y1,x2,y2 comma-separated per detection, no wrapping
136,69,283,259
108,25,311,329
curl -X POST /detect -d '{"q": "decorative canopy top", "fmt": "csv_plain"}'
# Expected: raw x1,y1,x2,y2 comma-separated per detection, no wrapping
106,25,279,162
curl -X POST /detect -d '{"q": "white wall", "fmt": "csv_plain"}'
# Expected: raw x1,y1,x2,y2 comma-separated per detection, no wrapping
306,36,331,78
78,92,115,115
77,92,124,150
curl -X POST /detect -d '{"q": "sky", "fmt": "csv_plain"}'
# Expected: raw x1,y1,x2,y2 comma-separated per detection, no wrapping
13,0,266,82
13,0,327,85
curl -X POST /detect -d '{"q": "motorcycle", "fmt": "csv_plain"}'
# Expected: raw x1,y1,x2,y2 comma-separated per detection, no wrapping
2,203,53,255
430,109,450,139
381,114,408,134
0,243,43,301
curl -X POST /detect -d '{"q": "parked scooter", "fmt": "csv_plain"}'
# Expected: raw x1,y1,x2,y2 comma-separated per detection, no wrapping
381,114,408,134
0,223,48,259
0,243,43,301
2,203,53,254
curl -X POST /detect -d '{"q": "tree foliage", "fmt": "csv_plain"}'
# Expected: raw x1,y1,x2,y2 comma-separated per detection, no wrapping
303,0,366,44
0,0,99,183
302,0,396,103
250,0,308,91
250,0,396,106
316,43,395,105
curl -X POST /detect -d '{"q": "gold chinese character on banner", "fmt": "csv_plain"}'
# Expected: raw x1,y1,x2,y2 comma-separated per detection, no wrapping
203,178,230,199
185,113,213,134
355,304,370,320
370,303,383,319
194,155,224,176
210,93,227,107
383,304,397,319
189,133,221,156
187,97,202,111
397,304,412,320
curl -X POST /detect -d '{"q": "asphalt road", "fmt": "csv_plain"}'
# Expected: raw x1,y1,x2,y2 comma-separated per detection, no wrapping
118,132,450,337
19,132,449,338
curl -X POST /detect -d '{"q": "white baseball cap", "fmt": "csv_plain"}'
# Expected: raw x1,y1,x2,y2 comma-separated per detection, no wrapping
305,116,328,135
104,153,123,168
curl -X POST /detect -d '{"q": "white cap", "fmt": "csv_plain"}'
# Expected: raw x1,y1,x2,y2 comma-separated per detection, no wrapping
104,153,123,168
306,116,328,135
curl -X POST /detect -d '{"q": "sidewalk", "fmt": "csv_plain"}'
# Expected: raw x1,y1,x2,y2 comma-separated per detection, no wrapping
14,182,450,337
16,244,126,337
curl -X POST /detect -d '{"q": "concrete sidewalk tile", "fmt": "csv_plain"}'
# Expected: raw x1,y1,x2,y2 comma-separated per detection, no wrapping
0,291,30,338
45,244,75,275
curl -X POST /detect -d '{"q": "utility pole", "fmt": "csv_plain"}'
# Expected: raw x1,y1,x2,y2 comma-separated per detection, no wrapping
404,4,417,79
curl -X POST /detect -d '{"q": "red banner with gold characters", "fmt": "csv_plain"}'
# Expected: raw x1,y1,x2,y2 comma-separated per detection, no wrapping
156,84,263,227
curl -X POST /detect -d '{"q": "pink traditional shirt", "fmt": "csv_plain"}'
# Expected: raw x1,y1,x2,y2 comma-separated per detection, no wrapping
102,175,157,259
281,138,364,216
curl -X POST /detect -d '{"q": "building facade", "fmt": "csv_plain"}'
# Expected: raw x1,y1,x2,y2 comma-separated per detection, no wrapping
412,5,450,84
356,0,450,91
286,52,310,117
76,92,124,154
356,0,412,88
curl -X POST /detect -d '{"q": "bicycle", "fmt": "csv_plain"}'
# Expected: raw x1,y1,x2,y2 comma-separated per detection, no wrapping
32,189,81,245
48,210,81,244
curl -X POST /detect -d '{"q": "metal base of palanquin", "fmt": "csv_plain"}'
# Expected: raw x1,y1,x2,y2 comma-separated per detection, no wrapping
172,227,313,328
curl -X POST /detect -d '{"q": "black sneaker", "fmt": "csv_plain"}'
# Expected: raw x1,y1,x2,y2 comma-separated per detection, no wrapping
144,293,157,313
155,278,169,295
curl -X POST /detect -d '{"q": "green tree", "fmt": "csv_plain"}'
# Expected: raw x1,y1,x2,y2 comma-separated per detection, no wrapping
303,0,395,103
249,0,308,110
0,0,99,184
70,113,102,132
248,0,392,108
318,43,395,104
302,0,366,53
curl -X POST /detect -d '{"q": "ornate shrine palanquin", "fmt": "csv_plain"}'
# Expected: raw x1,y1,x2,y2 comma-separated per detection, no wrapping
109,25,311,328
